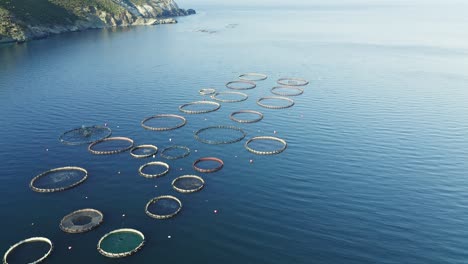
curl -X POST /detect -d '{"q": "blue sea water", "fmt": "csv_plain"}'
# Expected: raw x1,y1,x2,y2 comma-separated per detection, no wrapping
1,1,468,263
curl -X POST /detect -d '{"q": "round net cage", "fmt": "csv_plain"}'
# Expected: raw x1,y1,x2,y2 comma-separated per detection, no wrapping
271,86,304,96
172,175,205,193
59,125,112,146
257,96,295,109
193,157,224,173
199,88,216,96
30,166,88,193
59,208,104,234
179,101,221,114
3,237,53,264
130,145,158,158
225,80,256,90
277,77,309,86
145,195,182,219
138,161,170,178
97,228,145,258
160,145,190,160
194,126,246,145
238,73,268,81
141,114,186,131
211,91,248,103
245,136,287,155
230,110,264,123
88,137,134,155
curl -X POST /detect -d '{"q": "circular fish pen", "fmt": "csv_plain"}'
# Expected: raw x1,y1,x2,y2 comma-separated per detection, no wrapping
199,88,216,95
257,96,295,109
193,157,224,173
194,126,246,145
3,237,53,264
30,166,88,193
141,114,186,131
172,175,205,193
88,137,134,155
130,145,158,158
97,228,145,258
245,136,287,155
230,110,264,123
238,73,267,81
271,86,304,96
211,91,248,103
277,77,309,86
138,161,170,178
59,125,112,145
145,195,182,219
59,208,104,234
179,101,221,114
225,80,256,90
160,145,190,160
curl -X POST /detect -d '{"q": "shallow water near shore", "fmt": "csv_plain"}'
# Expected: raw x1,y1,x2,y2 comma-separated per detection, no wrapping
1,1,468,263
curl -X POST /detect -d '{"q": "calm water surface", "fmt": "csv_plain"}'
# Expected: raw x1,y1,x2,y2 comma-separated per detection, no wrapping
1,1,468,263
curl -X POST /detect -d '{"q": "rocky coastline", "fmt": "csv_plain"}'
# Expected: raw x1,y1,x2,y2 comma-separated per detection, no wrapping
0,0,195,44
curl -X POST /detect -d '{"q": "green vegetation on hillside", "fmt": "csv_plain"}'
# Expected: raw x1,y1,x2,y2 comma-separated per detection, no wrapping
0,0,77,25
51,0,125,16
0,0,125,25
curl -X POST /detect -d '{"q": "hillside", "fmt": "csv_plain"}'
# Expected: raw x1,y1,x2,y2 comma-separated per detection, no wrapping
0,0,195,43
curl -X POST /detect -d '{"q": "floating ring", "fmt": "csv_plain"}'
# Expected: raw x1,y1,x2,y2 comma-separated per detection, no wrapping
193,157,224,173
194,126,246,145
97,228,145,258
130,145,158,158
271,86,304,96
172,175,205,193
59,208,104,234
3,237,53,264
59,125,112,146
257,96,295,109
230,110,264,123
245,136,287,155
211,91,248,103
88,137,134,155
145,195,182,219
199,88,216,95
138,161,170,178
277,77,309,86
160,145,190,160
141,114,186,131
179,101,221,114
30,166,88,193
239,73,267,81
225,80,256,90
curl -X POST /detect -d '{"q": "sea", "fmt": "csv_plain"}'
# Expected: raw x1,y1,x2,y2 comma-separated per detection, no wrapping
1,0,468,263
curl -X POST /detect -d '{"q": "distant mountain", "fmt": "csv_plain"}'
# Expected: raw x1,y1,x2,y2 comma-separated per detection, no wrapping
0,0,195,43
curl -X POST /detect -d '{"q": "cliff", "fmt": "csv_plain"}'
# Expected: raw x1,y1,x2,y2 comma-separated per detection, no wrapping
0,0,195,43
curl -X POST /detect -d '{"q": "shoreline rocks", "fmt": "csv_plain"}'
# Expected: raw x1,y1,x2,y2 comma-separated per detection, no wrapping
0,0,195,43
